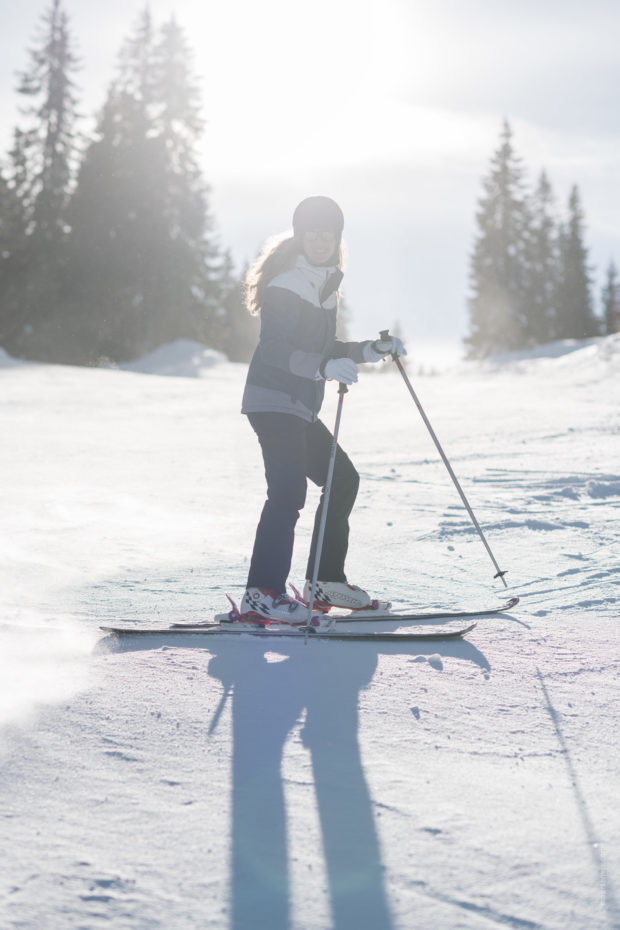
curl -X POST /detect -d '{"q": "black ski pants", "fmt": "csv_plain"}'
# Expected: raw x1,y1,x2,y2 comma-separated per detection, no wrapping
246,412,360,594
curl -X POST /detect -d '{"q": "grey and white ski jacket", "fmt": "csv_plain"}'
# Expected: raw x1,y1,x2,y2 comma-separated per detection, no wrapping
241,255,371,422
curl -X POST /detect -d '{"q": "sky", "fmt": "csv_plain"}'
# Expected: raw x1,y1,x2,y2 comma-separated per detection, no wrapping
1,0,619,364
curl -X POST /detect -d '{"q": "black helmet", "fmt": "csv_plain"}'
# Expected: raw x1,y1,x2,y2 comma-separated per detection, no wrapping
292,196,344,239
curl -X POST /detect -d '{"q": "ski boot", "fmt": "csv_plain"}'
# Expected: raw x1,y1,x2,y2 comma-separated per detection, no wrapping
300,581,391,614
217,589,335,632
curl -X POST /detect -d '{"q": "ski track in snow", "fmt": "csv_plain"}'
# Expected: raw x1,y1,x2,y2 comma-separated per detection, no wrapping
0,336,619,930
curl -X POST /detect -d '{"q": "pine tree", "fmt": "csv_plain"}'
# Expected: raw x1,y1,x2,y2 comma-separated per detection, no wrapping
65,10,223,363
0,169,16,254
523,170,560,344
148,15,223,350
64,7,158,362
1,0,79,359
601,260,619,335
0,164,27,349
465,121,531,357
217,255,259,362
555,186,599,340
16,0,79,240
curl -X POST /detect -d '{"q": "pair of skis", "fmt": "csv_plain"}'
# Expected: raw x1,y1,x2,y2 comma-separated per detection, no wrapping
100,596,519,641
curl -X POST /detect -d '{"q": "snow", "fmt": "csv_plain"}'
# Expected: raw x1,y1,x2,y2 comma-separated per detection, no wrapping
1,335,619,930
0,345,25,369
117,339,228,378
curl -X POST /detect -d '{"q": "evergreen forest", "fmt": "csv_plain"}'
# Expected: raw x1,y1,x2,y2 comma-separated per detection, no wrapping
1,5,617,366
466,121,618,357
0,1,257,365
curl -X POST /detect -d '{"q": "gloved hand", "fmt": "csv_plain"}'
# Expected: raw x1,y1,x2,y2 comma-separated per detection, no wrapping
363,335,407,361
323,357,358,384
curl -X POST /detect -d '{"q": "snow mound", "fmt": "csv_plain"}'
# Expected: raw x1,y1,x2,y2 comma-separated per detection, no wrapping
456,334,620,380
119,339,228,378
0,347,24,369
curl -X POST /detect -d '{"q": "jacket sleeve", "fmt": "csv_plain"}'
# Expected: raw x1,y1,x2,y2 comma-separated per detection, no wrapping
329,339,372,365
257,286,324,380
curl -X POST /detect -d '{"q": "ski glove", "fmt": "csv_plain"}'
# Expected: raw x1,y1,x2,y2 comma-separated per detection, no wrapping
322,358,358,384
363,336,407,362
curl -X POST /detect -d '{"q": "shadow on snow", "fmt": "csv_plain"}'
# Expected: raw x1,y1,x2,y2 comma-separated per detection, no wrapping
104,632,490,930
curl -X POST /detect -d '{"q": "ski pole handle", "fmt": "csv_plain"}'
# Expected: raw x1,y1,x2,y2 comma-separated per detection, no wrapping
338,382,349,394
379,329,397,359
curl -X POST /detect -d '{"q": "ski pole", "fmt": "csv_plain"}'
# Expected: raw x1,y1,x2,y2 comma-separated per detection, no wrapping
305,381,348,640
380,329,508,587
208,683,232,736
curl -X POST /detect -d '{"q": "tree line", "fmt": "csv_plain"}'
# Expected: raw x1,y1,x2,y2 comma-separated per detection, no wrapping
466,121,618,358
4,8,617,368
0,1,258,365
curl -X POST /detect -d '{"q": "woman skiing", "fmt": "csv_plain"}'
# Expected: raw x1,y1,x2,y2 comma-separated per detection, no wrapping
237,196,405,625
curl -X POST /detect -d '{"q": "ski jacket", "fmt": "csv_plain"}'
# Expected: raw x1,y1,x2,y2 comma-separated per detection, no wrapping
241,255,371,422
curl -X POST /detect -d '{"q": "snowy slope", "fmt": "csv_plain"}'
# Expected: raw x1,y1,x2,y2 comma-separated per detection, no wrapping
1,336,619,930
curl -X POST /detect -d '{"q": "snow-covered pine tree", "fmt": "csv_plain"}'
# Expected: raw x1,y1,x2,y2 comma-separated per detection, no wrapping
523,170,560,344
2,0,79,359
555,186,599,340
601,260,619,335
465,121,530,357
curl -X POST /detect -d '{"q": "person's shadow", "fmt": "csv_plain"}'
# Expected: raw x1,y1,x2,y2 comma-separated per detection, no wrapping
206,635,491,930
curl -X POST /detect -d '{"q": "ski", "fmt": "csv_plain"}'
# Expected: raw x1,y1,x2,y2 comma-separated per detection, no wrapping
100,597,518,639
325,595,519,623
170,595,519,628
100,622,477,641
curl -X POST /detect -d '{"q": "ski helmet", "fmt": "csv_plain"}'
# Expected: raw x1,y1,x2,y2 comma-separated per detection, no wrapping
292,196,344,241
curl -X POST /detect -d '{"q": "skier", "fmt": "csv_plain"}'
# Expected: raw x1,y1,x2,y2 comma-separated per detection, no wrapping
238,196,406,624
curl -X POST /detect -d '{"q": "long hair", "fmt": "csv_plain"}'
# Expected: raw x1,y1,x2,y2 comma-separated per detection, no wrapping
243,232,343,316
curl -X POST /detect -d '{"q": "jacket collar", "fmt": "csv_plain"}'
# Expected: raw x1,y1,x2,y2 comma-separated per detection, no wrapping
295,255,343,308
